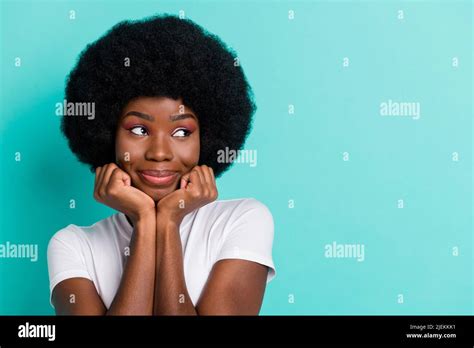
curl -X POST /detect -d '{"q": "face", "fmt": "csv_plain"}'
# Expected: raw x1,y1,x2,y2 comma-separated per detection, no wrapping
115,96,200,202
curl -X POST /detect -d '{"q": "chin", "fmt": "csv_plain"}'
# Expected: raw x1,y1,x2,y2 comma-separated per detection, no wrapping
132,175,180,202
142,187,175,202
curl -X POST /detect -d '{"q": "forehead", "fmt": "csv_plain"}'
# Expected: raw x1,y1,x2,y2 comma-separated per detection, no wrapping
122,96,194,119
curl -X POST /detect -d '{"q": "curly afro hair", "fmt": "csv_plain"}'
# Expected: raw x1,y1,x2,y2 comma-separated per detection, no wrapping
61,14,256,178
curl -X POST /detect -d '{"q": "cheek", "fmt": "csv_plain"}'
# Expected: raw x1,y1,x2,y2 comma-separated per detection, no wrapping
176,135,200,167
115,133,144,168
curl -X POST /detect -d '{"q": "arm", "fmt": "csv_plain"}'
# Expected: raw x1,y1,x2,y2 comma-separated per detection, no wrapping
152,165,269,315
196,259,268,315
152,219,269,316
52,216,156,315
153,220,197,315
52,163,157,315
106,214,156,315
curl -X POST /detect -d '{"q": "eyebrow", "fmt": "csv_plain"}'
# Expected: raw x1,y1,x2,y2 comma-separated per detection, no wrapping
124,111,154,121
123,111,197,122
169,113,196,122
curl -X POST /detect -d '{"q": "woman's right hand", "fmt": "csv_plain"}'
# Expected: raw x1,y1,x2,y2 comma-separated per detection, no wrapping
94,163,156,225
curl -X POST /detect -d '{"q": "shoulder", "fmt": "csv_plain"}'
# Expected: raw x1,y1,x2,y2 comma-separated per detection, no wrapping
201,197,273,220
209,198,276,282
47,224,83,253
196,198,274,238
47,214,123,252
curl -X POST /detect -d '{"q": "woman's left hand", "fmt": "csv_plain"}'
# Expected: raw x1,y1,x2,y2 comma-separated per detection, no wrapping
156,165,218,226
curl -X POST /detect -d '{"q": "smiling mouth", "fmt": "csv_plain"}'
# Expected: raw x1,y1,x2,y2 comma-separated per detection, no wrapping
138,171,178,187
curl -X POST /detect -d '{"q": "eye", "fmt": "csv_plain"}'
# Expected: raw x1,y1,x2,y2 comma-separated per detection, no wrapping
173,128,191,137
129,126,148,136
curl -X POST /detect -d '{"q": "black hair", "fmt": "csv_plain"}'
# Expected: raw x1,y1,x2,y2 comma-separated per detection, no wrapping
61,14,256,178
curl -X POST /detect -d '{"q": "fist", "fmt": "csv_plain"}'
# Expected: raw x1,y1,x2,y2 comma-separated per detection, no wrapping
94,163,156,224
156,165,218,225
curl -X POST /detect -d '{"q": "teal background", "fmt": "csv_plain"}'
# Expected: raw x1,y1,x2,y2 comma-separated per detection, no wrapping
0,0,472,315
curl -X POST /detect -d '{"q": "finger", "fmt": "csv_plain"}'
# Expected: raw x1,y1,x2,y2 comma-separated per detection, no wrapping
181,168,201,189
94,166,103,199
117,168,131,186
193,167,206,187
188,169,203,192
107,167,130,191
199,166,214,197
120,170,132,186
195,167,211,196
203,166,218,199
180,172,191,189
97,164,109,190
200,165,213,186
209,166,216,181
99,163,119,195
102,163,119,186
94,166,101,190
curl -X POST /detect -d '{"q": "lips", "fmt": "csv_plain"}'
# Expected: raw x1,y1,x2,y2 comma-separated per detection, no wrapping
138,170,178,186
140,170,177,177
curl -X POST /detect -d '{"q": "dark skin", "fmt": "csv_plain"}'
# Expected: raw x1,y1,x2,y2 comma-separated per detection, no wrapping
52,96,269,315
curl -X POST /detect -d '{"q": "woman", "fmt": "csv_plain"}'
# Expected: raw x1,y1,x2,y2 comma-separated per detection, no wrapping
47,14,276,315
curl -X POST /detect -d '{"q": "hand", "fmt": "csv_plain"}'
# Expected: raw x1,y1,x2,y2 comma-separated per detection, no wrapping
156,165,218,226
94,163,156,225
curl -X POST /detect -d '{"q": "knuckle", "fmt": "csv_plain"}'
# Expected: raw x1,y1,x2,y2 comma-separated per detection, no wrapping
110,168,120,177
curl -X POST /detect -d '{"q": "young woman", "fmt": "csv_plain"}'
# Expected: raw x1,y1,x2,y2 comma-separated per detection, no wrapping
47,14,276,315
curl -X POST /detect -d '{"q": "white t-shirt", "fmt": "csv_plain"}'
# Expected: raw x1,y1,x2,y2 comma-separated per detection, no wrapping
47,198,276,309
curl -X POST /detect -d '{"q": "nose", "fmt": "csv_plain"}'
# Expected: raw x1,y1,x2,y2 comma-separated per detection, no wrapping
144,132,173,162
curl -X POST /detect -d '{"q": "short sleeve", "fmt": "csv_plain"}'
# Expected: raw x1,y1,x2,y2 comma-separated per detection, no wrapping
214,199,276,284
47,227,92,307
